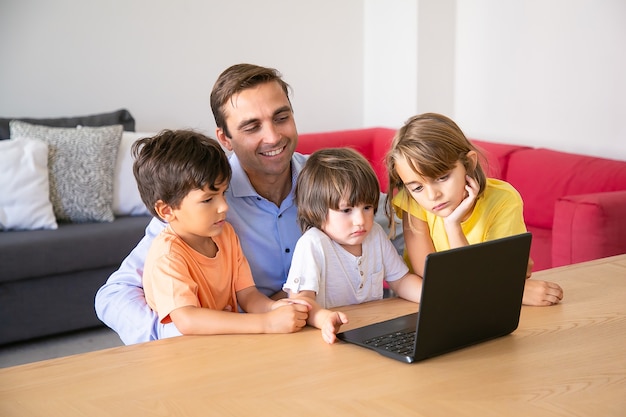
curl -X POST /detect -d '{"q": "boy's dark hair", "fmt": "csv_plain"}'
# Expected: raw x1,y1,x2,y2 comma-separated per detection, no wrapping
131,129,231,219
210,63,292,138
296,147,380,232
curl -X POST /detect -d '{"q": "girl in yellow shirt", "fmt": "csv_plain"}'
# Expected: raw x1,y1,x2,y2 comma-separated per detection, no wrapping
386,113,563,306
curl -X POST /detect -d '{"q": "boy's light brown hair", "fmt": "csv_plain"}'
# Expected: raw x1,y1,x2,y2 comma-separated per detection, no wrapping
296,147,380,232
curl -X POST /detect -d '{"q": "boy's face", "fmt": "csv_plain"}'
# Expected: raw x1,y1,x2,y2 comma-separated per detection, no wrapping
394,157,468,218
321,200,375,257
216,81,297,181
167,182,229,245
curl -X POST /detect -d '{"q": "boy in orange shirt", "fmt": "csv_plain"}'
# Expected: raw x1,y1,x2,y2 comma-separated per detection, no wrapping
133,129,310,335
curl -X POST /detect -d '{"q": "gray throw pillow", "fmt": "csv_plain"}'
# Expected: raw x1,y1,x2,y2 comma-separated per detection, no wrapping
9,120,123,223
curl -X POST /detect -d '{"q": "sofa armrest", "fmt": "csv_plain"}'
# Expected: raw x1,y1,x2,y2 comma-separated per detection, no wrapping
552,191,626,268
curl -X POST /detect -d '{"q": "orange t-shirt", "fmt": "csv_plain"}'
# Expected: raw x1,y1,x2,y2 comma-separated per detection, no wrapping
143,223,255,323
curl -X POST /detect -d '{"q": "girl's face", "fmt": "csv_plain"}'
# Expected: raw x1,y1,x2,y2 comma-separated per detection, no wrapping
394,156,470,218
321,200,375,257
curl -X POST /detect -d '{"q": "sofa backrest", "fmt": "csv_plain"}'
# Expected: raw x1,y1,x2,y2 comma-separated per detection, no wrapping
470,139,531,180
506,148,626,229
0,109,135,140
296,127,396,192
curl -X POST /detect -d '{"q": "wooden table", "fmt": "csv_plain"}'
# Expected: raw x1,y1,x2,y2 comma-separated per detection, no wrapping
1,255,625,416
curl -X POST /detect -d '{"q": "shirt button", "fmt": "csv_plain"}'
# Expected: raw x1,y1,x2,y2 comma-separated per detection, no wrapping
359,270,364,276
294,278,300,283
285,248,290,253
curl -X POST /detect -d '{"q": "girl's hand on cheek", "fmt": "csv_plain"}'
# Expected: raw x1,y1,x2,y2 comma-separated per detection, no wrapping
465,175,480,200
447,175,479,224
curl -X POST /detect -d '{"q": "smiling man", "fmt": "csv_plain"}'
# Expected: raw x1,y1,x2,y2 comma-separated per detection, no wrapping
95,64,310,344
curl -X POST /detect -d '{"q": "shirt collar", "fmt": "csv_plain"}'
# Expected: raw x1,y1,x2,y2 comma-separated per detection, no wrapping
228,152,305,199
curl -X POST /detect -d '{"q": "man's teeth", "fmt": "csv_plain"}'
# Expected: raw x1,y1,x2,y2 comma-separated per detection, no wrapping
263,148,282,157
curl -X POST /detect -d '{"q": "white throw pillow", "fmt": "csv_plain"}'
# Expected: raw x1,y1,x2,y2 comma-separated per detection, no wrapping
0,137,58,231
113,131,153,216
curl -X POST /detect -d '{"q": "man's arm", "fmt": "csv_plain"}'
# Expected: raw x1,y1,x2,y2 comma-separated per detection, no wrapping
94,217,181,344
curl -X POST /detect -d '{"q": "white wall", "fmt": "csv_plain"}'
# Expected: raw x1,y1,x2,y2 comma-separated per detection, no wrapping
416,0,456,117
0,0,365,136
1,0,625,161
363,0,418,128
455,0,626,160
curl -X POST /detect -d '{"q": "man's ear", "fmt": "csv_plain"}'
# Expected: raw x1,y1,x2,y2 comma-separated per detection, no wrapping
216,128,233,152
154,200,175,222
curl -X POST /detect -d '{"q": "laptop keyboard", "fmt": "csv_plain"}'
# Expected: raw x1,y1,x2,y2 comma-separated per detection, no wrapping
363,330,416,356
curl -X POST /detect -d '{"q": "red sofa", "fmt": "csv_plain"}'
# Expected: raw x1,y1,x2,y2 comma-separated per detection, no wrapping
296,128,626,271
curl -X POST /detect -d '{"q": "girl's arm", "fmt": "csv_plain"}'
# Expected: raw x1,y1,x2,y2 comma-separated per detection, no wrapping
523,279,564,306
288,290,348,344
402,211,436,277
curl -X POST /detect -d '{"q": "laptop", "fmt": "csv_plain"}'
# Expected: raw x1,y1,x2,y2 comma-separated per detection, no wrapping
337,232,532,363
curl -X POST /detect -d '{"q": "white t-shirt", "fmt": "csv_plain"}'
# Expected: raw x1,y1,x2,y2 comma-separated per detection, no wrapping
283,222,408,308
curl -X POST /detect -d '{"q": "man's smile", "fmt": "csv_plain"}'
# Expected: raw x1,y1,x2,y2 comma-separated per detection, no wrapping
260,145,286,157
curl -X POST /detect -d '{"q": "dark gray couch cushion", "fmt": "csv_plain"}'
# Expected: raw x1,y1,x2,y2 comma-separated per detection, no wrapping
0,266,117,344
0,108,135,140
0,215,151,283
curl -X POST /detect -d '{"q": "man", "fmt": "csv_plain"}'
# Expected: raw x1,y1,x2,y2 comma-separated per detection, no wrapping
95,64,309,344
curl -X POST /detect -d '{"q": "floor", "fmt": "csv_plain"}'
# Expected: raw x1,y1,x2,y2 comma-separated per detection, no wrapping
0,326,124,368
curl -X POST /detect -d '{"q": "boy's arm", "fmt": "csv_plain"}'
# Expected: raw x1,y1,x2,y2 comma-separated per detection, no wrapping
169,287,310,335
388,273,423,303
288,290,348,344
168,305,272,335
94,217,181,344
236,285,278,313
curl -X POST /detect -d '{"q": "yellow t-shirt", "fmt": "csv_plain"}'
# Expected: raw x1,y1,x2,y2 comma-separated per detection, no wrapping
392,178,527,252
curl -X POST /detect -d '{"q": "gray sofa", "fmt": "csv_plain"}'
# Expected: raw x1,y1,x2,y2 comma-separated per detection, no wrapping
0,109,151,345
0,216,150,345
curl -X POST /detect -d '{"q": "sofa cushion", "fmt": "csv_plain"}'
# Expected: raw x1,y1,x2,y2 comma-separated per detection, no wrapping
0,267,114,344
0,108,135,140
506,148,626,229
0,137,58,231
0,215,152,284
526,226,552,272
297,128,396,192
552,191,626,267
10,121,124,223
